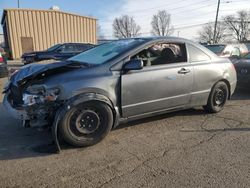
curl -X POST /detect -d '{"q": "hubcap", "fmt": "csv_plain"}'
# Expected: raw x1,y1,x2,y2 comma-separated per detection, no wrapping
75,110,100,134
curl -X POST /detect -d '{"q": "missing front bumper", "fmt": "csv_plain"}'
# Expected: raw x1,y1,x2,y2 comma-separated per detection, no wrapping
3,94,28,120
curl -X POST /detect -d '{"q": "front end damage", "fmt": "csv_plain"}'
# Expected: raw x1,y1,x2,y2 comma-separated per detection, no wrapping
4,81,62,128
22,85,61,127
3,83,63,152
3,61,86,152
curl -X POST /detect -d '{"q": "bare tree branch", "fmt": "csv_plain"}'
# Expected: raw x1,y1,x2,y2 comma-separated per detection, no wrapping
198,22,227,44
151,10,174,36
224,10,250,42
113,15,141,39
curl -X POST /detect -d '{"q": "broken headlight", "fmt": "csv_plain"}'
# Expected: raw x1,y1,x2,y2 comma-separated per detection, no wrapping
23,85,60,106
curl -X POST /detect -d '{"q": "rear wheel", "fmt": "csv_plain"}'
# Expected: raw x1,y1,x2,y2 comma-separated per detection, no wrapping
203,81,229,113
59,101,113,147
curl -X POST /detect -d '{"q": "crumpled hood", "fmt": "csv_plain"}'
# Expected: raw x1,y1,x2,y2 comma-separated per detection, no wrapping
10,61,83,86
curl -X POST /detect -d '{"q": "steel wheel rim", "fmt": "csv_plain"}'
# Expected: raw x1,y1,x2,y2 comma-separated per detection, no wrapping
213,86,227,107
69,108,101,137
75,110,100,134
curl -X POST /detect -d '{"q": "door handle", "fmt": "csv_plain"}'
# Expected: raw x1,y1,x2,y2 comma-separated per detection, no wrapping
178,68,190,74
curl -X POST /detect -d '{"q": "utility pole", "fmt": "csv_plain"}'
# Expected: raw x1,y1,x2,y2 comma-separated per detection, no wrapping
213,0,221,44
17,0,20,8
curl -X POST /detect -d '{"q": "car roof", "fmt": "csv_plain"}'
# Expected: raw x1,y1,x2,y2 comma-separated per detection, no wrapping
61,42,94,45
116,36,194,43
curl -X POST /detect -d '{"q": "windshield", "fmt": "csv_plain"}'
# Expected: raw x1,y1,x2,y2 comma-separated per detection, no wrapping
69,39,147,65
47,44,62,52
205,45,225,54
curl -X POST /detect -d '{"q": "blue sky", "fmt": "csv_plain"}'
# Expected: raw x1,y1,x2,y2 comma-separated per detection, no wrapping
1,0,250,40
0,0,122,19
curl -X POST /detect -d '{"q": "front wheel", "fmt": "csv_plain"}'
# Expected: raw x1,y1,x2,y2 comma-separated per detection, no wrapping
59,101,113,147
203,81,229,113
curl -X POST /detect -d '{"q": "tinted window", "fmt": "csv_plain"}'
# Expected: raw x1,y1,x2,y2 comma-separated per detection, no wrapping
205,45,225,54
47,44,61,52
131,43,187,67
188,44,211,62
60,45,76,53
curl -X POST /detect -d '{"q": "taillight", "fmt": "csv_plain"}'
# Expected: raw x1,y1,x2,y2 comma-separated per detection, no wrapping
0,53,3,63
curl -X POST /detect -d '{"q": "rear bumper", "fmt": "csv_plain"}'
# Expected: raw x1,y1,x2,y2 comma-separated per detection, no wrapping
3,93,28,120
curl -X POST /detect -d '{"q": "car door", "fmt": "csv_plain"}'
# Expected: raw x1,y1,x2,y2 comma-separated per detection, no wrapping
121,43,193,118
187,44,216,106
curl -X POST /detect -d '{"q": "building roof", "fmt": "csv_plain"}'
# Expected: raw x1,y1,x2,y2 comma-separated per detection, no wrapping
1,8,97,25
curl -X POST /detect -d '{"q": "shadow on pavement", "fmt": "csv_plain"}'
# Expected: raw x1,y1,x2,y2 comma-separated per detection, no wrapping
0,102,57,160
116,108,206,130
180,127,250,133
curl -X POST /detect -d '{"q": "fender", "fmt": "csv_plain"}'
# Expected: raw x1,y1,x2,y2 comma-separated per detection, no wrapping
51,93,119,153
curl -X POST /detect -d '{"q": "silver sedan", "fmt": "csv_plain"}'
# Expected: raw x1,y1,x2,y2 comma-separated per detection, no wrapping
3,37,237,150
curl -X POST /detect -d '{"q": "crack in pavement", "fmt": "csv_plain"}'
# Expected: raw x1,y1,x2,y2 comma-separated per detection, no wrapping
96,147,175,188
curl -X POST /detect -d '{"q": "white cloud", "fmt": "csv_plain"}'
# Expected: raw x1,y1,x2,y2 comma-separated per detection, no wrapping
99,0,250,41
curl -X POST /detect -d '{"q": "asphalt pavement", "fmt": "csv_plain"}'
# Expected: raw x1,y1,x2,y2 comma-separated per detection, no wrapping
0,77,250,187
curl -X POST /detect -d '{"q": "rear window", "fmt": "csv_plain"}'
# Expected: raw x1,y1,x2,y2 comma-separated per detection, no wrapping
188,44,211,62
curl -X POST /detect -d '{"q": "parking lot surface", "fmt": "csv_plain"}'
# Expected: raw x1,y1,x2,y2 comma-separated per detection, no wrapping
0,77,250,188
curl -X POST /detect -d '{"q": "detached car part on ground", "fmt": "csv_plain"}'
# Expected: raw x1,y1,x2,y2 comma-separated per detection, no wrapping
21,43,95,65
3,37,237,152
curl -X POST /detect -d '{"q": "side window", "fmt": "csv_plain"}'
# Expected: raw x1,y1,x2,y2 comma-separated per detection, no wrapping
188,44,211,62
131,43,187,67
60,45,75,53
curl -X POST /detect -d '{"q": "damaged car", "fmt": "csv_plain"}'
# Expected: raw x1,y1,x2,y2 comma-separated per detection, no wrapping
3,37,237,150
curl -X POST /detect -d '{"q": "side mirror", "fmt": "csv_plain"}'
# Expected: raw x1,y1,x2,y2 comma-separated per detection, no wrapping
123,59,143,71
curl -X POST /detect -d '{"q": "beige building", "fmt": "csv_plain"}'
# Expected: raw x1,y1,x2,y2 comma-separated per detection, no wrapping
1,8,97,59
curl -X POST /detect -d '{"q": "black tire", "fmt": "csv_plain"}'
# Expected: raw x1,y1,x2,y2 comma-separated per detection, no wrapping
203,81,229,113
59,101,113,147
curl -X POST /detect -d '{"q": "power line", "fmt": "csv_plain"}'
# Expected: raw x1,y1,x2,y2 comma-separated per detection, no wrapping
121,3,217,23
131,4,237,24
120,0,214,15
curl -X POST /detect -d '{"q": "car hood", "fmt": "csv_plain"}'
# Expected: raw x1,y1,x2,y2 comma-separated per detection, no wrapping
10,61,85,86
22,51,49,57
